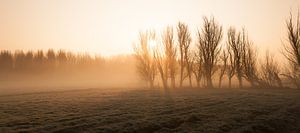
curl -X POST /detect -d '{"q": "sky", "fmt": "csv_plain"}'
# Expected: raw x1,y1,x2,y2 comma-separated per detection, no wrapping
0,0,299,56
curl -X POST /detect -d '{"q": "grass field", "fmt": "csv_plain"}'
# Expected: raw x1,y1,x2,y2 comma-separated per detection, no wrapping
1,87,300,133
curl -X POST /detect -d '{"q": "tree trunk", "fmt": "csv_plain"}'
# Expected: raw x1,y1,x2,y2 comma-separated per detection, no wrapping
238,76,243,88
228,77,232,88
249,80,255,88
149,80,154,88
162,78,168,90
197,79,200,88
180,65,184,87
206,73,213,88
188,72,192,87
278,80,283,88
218,76,222,88
171,74,176,88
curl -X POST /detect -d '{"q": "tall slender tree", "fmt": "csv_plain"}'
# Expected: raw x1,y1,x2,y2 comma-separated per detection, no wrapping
197,16,223,88
177,22,192,87
162,26,177,88
242,30,259,87
193,49,204,88
218,50,228,88
282,12,300,88
227,27,244,88
226,43,236,88
133,31,157,88
154,48,169,89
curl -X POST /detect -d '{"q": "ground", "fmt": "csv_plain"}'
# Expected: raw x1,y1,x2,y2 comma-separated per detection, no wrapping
0,87,300,133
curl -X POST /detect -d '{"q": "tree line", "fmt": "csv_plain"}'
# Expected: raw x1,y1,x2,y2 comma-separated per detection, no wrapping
0,50,141,89
134,13,300,89
0,49,142,90
0,50,105,75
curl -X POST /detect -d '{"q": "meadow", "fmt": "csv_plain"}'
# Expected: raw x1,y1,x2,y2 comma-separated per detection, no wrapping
1,87,300,133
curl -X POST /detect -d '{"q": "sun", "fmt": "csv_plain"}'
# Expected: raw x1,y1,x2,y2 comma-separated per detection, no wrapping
149,39,157,49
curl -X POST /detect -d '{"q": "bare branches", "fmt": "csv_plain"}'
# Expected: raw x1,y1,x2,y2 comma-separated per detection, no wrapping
152,27,177,89
218,50,228,88
132,13,300,89
226,43,236,88
227,27,244,88
133,31,156,88
177,22,192,87
192,47,204,88
282,12,300,88
197,16,223,88
260,51,282,88
242,31,259,87
163,27,177,88
284,12,300,66
154,48,169,89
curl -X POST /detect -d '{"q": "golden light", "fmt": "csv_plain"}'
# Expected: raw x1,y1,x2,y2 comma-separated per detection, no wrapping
0,0,298,56
149,39,157,50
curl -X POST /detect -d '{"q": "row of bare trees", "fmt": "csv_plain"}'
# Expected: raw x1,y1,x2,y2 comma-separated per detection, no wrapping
134,13,300,89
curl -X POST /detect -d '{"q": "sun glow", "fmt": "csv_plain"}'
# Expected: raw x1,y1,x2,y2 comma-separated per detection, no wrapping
149,39,157,50
0,0,298,56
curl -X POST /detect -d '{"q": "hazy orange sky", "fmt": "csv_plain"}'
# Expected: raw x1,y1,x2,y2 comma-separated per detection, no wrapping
0,0,299,56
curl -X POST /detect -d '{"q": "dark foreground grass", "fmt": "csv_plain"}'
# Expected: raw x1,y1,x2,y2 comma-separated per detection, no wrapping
0,87,300,133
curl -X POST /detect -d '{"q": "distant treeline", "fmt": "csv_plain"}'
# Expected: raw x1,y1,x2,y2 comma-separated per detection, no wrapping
0,50,104,74
0,50,138,88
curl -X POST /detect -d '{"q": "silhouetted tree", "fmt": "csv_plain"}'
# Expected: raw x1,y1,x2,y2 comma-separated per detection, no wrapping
133,31,157,88
282,12,300,88
242,30,259,87
162,26,177,88
154,48,169,89
226,43,236,88
227,27,244,88
196,16,223,88
192,48,204,88
177,22,192,87
260,51,282,87
218,50,228,88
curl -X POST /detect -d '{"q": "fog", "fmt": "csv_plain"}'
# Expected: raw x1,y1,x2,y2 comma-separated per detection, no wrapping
0,50,141,95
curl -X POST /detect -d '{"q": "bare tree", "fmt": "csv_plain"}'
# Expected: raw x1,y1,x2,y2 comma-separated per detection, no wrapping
282,12,300,88
242,30,259,87
177,22,192,87
162,26,177,88
226,43,236,88
218,50,228,88
192,49,204,87
196,16,223,88
227,27,244,88
260,51,282,87
133,31,157,88
154,48,169,89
